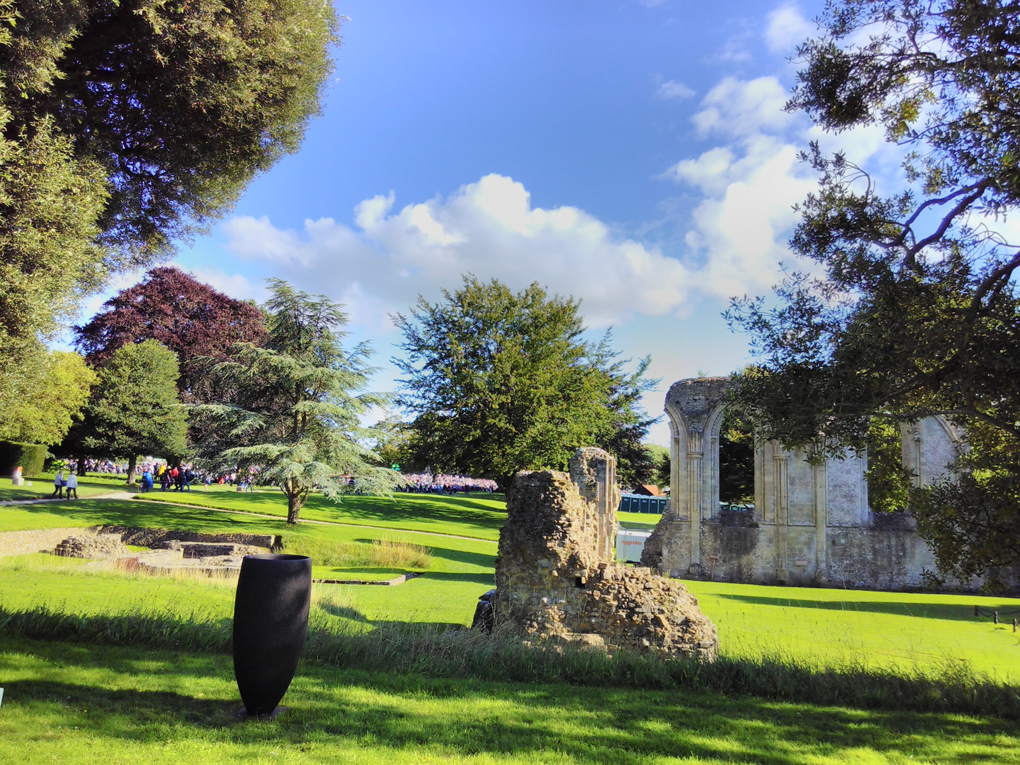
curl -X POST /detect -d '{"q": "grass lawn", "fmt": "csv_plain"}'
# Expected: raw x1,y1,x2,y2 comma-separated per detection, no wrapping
134,485,507,540
0,474,129,501
3,491,1020,681
1,633,1017,765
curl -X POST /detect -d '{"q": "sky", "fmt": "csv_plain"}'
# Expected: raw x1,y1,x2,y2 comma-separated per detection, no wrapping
78,0,902,446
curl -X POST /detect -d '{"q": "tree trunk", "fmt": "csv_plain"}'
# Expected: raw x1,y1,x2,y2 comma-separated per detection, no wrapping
77,456,87,477
286,491,303,524
126,455,137,486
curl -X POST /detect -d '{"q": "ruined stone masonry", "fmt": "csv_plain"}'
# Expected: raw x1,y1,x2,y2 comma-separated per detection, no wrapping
492,447,718,660
642,377,1017,591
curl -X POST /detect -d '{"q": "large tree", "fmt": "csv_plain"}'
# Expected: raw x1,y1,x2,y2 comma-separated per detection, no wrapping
75,267,267,402
0,351,96,446
0,0,338,402
64,339,188,483
394,276,657,488
196,280,399,524
726,0,1020,581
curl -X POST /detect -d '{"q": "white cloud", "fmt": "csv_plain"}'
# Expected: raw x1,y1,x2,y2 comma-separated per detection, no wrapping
656,80,695,101
223,174,695,329
765,3,816,55
692,76,793,138
188,268,265,303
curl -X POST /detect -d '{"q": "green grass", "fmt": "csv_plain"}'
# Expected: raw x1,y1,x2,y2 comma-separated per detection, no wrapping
0,473,128,501
1,634,1019,764
686,580,1020,683
617,510,661,530
134,485,508,540
3,491,1020,682
0,499,495,626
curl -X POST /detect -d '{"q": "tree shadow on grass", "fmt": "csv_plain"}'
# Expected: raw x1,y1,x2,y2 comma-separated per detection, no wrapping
3,498,292,536
353,539,496,571
714,593,1019,622
414,572,495,586
5,663,1017,765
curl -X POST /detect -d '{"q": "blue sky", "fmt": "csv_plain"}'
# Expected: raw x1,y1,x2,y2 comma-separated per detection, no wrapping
82,0,896,446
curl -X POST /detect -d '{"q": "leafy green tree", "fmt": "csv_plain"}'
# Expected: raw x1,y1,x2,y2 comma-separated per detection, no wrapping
718,410,755,506
0,0,338,402
197,281,398,524
64,340,187,483
725,0,1020,578
644,444,670,490
394,276,657,488
0,351,96,446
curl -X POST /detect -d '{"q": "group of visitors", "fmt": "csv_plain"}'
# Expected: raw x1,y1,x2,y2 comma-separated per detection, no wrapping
401,473,499,494
50,468,79,500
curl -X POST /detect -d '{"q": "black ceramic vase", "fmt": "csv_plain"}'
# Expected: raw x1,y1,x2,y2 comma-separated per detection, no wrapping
233,553,312,717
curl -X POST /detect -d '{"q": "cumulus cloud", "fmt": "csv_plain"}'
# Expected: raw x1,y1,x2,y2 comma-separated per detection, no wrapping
765,3,816,55
692,76,793,138
223,174,695,329
656,80,695,101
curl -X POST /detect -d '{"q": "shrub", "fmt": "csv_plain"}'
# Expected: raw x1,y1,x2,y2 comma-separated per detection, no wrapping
0,441,47,477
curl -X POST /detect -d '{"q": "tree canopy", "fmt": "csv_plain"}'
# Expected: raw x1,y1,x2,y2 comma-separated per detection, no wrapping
0,0,338,408
63,339,187,482
725,0,1020,580
394,276,657,488
0,351,96,446
75,267,267,402
196,280,399,524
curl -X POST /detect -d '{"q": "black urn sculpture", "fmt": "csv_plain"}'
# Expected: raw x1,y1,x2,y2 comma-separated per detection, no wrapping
233,553,312,718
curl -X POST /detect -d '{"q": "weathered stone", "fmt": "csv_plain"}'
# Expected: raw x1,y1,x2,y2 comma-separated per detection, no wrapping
647,376,1019,592
491,447,718,660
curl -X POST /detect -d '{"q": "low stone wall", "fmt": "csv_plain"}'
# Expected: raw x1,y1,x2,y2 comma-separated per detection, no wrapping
54,533,131,559
492,449,718,660
0,528,84,557
92,525,281,551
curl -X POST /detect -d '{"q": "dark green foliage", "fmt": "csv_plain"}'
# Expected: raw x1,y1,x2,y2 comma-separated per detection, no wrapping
0,0,340,265
644,444,671,490
0,0,337,409
0,441,46,477
719,412,755,506
865,419,912,513
726,0,1020,575
913,419,1020,585
63,340,187,481
394,276,657,488
195,280,399,523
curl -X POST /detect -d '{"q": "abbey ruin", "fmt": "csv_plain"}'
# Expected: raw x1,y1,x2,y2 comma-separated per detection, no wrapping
491,447,718,659
640,377,992,591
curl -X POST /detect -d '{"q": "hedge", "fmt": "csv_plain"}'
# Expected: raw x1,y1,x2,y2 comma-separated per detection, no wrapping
0,441,48,477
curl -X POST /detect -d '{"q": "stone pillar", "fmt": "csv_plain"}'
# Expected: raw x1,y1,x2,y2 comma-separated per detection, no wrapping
569,447,619,561
813,461,827,582
774,453,790,582
688,449,703,568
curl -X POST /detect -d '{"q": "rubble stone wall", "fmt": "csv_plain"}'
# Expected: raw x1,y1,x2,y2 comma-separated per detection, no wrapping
493,448,718,660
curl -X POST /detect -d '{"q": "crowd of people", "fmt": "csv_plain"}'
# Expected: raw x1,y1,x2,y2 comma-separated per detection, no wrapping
48,460,500,498
400,473,499,494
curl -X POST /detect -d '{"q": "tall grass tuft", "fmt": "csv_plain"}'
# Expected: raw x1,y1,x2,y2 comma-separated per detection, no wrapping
285,537,432,570
3,602,1019,721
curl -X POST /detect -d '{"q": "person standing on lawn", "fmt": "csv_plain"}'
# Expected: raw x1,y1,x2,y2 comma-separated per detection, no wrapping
51,470,64,498
65,472,78,500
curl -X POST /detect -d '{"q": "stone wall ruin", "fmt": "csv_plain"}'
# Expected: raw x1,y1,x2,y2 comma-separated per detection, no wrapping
642,377,1016,591
492,447,718,660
